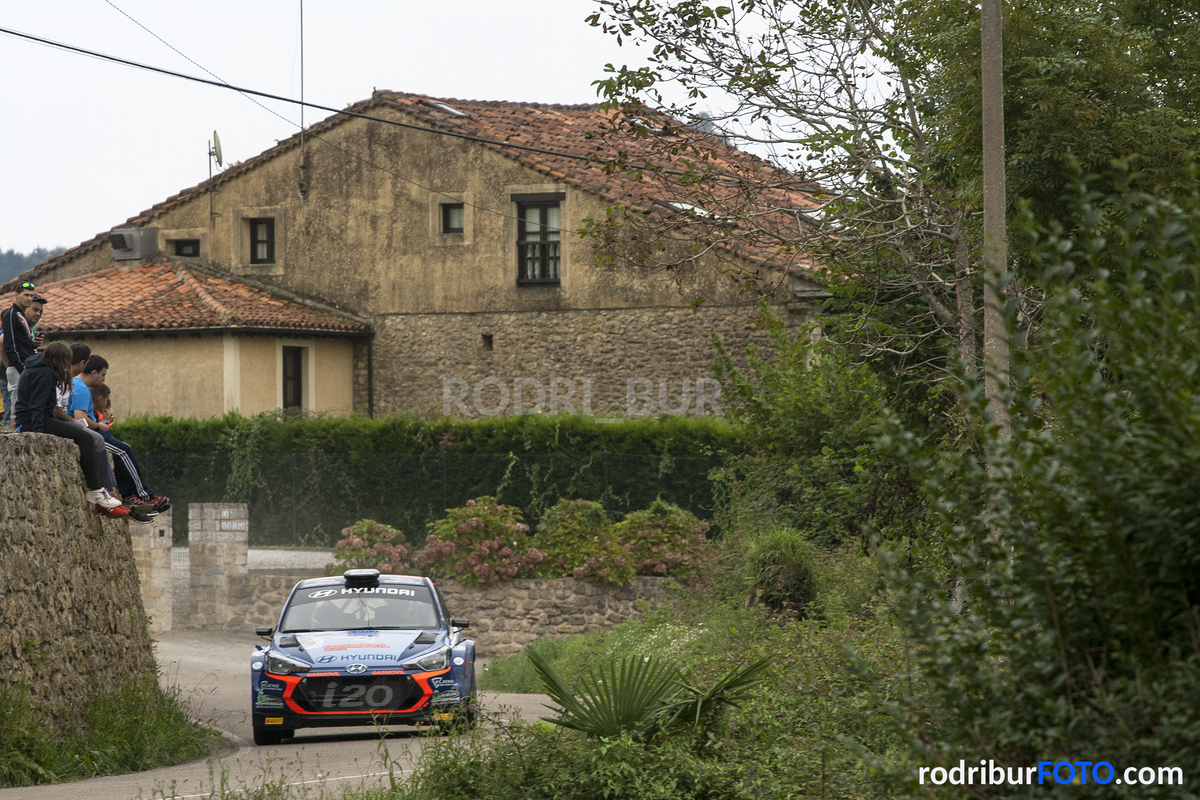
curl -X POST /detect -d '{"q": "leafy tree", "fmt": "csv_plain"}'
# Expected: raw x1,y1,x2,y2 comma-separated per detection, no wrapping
585,0,1199,415
878,173,1200,796
712,299,926,549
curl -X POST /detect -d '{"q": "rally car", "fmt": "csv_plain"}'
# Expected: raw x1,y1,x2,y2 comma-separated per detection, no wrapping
250,568,476,746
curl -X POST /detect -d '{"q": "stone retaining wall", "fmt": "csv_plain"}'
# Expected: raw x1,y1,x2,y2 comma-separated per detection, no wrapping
0,435,156,727
156,505,670,655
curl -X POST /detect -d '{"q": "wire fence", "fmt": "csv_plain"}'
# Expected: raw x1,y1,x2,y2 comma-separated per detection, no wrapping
141,451,727,547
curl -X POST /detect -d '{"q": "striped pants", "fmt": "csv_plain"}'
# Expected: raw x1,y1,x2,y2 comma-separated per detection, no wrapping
98,430,154,500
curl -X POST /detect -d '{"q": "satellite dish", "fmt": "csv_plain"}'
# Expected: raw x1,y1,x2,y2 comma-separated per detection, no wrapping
212,130,224,167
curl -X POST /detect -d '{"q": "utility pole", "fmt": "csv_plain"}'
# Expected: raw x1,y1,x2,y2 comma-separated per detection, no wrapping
981,0,1010,435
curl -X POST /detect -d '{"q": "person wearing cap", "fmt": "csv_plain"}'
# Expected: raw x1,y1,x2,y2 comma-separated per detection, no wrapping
2,281,41,407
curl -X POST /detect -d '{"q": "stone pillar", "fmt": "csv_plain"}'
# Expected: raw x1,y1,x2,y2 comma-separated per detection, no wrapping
130,509,174,632
188,503,248,628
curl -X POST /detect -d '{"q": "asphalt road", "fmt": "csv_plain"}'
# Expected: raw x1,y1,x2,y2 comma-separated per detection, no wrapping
0,631,551,800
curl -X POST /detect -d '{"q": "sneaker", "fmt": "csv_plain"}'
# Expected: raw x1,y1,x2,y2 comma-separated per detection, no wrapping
124,496,157,514
129,510,155,523
97,504,130,518
86,488,122,509
145,494,171,513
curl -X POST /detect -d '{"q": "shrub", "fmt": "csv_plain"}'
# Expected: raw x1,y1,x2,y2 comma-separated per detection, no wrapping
736,527,817,613
420,496,548,586
612,498,709,579
535,499,635,585
325,519,416,575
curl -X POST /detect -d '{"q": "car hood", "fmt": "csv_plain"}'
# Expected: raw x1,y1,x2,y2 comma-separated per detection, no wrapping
285,630,444,668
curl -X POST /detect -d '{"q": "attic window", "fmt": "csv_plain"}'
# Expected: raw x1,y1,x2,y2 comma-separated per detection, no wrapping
173,239,201,257
426,101,469,118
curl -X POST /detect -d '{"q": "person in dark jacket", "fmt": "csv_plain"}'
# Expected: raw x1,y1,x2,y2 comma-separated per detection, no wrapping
2,281,39,406
14,341,122,511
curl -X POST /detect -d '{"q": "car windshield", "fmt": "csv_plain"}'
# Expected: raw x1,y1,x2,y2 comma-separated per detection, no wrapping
281,584,440,632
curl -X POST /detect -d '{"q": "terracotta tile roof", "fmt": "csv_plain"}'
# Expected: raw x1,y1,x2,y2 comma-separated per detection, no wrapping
12,91,820,288
4,261,370,335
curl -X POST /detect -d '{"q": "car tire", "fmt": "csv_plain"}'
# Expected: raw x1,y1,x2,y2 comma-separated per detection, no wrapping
253,725,291,746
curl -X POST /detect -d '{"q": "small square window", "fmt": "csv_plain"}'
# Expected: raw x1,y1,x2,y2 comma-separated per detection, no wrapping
250,219,275,264
442,204,465,234
173,239,201,257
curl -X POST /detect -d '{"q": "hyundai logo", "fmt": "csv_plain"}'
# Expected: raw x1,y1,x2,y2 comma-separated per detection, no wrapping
317,655,337,663
346,663,368,674
308,589,338,599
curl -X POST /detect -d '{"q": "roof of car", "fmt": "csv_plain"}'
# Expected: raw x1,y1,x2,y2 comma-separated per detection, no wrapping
296,574,428,589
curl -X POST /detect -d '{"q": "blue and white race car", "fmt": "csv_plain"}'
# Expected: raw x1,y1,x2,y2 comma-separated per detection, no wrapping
250,568,476,746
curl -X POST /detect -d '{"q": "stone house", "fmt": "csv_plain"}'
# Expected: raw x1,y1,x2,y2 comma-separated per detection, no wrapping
11,91,825,418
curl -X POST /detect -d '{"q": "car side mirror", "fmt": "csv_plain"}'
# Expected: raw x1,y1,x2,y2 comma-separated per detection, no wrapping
451,618,469,629
256,626,274,639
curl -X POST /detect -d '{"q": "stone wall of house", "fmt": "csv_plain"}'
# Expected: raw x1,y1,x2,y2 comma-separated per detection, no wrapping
373,303,806,417
0,435,156,727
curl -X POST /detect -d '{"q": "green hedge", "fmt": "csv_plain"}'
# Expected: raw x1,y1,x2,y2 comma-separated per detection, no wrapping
115,411,743,455
116,413,746,546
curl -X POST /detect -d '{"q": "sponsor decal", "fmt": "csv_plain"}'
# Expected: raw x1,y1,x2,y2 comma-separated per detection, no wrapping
265,718,284,725
430,690,462,706
346,664,369,674
340,587,416,596
453,657,465,666
324,643,389,651
430,676,457,689
306,671,339,677
259,680,285,692
252,661,264,670
256,692,284,708
316,655,338,663
371,670,406,675
337,653,401,662
432,712,454,722
307,589,339,599
297,635,323,649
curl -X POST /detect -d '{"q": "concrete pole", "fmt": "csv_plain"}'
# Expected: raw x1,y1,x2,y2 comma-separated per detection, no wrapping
981,0,1010,435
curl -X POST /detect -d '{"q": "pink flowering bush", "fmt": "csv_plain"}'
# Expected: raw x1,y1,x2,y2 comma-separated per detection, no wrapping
325,519,417,575
612,498,710,581
419,496,547,586
534,498,635,585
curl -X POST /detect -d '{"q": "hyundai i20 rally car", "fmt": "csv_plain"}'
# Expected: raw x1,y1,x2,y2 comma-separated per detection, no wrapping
250,569,476,746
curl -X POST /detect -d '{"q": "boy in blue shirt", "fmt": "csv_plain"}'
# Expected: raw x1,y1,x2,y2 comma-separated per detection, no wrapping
69,354,170,521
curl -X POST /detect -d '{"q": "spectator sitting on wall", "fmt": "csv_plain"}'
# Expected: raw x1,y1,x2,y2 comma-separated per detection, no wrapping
14,341,125,514
56,344,127,517
71,357,169,521
1,281,43,408
0,294,46,429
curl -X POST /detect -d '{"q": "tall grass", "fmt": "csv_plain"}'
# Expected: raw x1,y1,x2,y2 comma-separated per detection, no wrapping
0,675,220,787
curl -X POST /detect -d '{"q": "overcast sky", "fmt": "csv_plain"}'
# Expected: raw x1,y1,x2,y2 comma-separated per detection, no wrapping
0,0,658,254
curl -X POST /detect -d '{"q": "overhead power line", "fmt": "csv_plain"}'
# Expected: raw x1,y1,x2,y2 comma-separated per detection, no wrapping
0,25,601,163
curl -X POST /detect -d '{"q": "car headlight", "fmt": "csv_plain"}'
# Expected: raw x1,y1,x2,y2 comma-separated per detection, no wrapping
403,646,450,672
265,650,311,675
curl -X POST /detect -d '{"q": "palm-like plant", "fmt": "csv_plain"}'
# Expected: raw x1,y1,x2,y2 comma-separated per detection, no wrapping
527,649,770,742
528,650,680,739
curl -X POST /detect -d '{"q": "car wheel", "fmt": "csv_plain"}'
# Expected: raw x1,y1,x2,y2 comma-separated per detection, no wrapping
253,725,290,746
